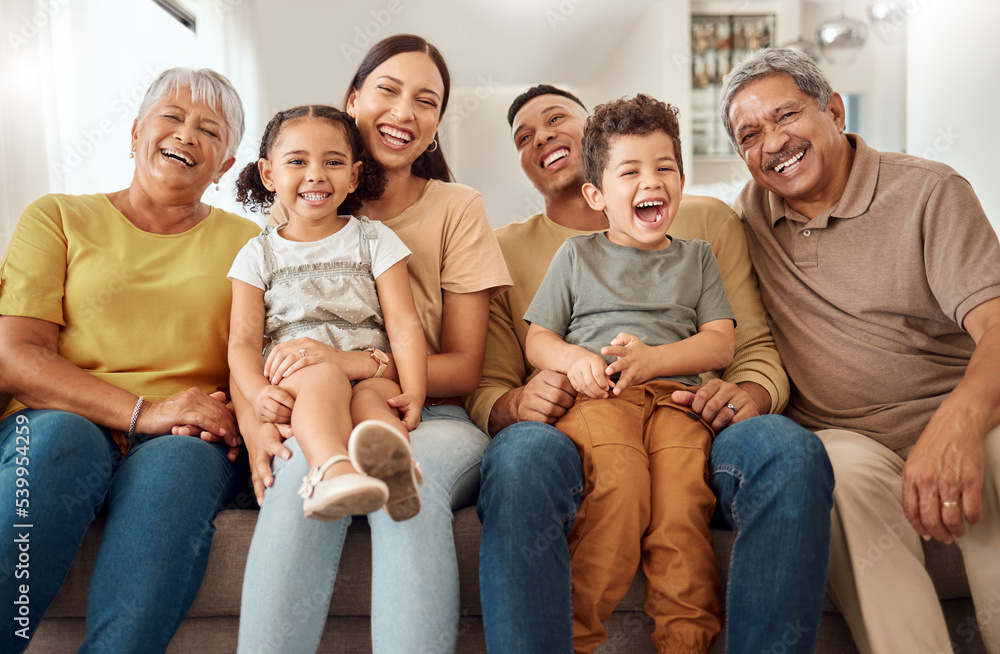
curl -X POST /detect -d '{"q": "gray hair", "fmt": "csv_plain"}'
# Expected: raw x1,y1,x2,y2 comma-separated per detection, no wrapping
137,67,245,160
720,48,833,149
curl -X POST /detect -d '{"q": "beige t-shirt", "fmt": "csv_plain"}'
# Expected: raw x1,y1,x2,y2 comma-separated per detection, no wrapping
0,193,261,420
270,179,511,355
734,134,1000,450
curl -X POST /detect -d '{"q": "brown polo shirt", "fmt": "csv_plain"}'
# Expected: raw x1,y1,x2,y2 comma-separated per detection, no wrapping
734,134,1000,450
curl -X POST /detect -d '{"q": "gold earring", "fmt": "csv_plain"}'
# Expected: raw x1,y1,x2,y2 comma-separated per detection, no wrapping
215,182,220,191
426,139,438,153
129,150,135,159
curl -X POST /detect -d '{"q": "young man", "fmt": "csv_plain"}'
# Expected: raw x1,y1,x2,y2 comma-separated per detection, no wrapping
722,48,1000,653
468,84,833,653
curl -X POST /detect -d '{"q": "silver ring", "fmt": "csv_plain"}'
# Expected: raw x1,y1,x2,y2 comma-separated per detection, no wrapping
942,500,959,509
726,402,738,414
299,348,307,359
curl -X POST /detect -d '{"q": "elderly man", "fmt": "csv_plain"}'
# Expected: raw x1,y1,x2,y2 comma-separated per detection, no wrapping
468,84,833,654
722,48,1000,653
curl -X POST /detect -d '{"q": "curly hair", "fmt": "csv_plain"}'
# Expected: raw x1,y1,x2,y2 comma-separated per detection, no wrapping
582,94,683,190
235,105,386,215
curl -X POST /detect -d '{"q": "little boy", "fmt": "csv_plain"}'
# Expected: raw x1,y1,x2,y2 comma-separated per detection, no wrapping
524,94,735,654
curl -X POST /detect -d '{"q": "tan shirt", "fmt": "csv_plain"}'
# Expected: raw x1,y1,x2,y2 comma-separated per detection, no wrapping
465,194,789,434
271,180,511,355
734,134,1000,450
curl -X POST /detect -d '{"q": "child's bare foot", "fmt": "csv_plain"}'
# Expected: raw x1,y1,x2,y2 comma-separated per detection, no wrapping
348,420,423,522
297,454,388,521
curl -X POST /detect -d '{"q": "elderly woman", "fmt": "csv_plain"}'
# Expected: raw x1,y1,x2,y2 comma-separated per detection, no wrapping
0,68,259,653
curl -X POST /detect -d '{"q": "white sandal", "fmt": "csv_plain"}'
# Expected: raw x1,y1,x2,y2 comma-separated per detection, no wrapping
348,420,423,522
297,454,389,522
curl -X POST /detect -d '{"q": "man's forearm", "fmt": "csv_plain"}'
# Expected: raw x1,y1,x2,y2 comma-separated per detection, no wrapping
487,386,523,436
737,381,772,416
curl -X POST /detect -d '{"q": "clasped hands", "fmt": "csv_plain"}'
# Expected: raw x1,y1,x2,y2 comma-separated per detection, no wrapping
520,332,758,432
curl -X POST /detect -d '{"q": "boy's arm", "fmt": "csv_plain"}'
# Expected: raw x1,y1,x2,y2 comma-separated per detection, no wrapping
603,319,736,393
228,280,294,423
376,260,427,430
526,323,610,399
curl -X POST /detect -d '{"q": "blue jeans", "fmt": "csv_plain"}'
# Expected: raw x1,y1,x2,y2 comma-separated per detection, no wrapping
478,421,584,654
0,409,245,654
239,404,489,654
709,414,833,653
477,414,833,654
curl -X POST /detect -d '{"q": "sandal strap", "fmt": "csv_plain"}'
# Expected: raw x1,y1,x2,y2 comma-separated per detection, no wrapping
297,454,351,499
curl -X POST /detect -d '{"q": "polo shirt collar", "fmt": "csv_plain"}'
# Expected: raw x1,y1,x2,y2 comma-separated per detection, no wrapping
768,133,879,227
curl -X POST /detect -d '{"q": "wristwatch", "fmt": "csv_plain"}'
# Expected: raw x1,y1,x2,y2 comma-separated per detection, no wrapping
366,348,388,378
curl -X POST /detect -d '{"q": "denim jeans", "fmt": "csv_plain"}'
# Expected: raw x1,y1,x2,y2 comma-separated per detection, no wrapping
0,409,245,654
709,414,834,654
477,414,833,654
478,421,584,654
238,404,488,654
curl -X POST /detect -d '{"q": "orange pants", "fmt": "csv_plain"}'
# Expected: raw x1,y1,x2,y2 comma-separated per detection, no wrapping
556,380,721,654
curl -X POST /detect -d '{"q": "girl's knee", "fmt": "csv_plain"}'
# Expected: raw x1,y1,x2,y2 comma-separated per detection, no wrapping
352,377,401,398
282,361,350,392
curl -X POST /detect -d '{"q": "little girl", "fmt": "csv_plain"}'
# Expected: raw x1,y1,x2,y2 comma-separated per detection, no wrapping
228,105,426,522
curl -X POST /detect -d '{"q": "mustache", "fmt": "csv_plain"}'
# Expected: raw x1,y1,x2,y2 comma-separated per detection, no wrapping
762,141,810,172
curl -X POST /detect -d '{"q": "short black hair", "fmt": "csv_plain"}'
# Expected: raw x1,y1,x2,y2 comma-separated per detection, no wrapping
507,84,587,127
582,94,684,190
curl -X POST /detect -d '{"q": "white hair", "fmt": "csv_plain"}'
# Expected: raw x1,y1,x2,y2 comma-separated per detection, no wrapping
136,67,245,159
720,48,834,150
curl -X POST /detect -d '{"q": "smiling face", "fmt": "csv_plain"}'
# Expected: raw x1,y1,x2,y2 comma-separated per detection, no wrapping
511,94,589,200
130,86,234,200
346,51,444,175
728,74,852,217
258,117,361,229
581,131,684,252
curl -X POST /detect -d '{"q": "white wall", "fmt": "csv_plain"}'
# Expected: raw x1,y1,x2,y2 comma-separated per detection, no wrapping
907,0,999,233
448,1,690,229
802,0,906,153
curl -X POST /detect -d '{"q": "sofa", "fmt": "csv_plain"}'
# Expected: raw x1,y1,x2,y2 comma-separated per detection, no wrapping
24,498,988,653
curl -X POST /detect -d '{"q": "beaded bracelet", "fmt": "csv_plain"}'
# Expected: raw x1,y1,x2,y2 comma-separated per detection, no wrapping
128,396,145,440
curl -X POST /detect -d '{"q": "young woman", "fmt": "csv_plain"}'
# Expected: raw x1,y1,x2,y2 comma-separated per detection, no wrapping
237,35,511,653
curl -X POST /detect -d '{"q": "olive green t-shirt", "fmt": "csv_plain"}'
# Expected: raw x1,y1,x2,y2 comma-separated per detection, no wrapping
524,232,735,386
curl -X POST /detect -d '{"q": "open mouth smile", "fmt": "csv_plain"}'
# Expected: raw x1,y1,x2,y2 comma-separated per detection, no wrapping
299,191,331,204
541,147,569,169
765,145,808,175
161,148,195,168
378,125,414,148
634,199,665,225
